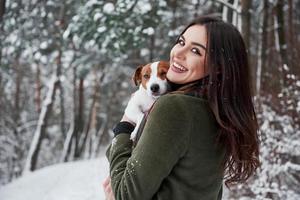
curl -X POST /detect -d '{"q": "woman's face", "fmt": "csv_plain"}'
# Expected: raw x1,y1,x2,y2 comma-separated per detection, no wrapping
167,25,208,84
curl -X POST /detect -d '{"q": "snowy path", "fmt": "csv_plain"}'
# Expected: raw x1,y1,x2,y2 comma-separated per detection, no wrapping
0,157,109,200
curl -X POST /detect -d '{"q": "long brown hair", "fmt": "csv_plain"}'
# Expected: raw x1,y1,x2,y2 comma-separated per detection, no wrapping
177,15,260,187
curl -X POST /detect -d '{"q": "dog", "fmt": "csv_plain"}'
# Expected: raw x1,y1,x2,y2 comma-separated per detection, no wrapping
124,61,170,141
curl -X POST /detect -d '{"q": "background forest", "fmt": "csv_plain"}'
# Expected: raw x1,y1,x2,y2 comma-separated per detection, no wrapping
0,0,299,199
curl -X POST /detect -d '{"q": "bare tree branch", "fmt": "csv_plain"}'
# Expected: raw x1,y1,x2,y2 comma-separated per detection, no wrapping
215,0,241,13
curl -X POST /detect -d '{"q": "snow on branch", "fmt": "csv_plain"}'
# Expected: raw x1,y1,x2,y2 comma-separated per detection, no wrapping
283,161,300,171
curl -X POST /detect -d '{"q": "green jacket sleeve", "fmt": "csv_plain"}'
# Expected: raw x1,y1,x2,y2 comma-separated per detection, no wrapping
106,94,190,200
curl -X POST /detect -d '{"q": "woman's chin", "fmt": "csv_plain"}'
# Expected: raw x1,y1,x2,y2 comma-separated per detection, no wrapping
167,76,184,84
167,72,185,84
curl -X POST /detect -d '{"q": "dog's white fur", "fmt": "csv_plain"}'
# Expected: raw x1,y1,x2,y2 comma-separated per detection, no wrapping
124,61,169,140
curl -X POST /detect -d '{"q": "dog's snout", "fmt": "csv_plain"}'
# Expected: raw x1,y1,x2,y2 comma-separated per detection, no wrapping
150,84,160,93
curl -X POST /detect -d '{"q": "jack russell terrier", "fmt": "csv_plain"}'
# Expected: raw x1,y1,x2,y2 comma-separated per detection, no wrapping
124,61,170,141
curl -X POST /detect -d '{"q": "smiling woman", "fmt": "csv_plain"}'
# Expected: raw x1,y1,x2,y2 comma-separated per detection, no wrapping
168,25,208,84
104,14,260,200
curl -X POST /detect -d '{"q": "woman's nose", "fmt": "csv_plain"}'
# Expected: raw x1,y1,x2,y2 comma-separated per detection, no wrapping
174,46,187,60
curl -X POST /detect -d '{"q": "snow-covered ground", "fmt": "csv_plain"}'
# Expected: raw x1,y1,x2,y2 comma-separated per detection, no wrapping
0,157,109,200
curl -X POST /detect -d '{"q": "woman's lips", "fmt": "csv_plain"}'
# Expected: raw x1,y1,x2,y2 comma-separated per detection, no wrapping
171,62,188,73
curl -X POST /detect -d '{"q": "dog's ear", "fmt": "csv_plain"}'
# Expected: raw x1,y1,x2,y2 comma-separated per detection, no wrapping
133,65,143,86
161,61,170,70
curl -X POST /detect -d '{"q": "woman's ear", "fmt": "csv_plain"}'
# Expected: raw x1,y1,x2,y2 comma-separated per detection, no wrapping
133,65,143,86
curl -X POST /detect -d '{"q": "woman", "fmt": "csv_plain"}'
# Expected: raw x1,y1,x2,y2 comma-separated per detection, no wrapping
103,15,260,200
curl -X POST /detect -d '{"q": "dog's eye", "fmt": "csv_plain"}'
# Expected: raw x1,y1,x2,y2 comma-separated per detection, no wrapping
143,74,150,79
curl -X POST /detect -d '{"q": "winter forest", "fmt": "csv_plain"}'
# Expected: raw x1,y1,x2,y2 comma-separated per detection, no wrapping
0,0,299,199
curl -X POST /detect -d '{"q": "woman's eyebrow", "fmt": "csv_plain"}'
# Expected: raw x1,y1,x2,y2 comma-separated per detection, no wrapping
181,35,207,51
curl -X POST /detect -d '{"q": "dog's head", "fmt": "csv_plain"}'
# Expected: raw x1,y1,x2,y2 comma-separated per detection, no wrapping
133,61,170,98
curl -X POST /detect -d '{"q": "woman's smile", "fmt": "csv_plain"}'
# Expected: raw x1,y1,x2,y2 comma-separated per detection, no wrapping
171,62,188,73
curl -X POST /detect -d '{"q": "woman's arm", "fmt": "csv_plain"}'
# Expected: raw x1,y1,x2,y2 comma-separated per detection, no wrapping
106,94,190,200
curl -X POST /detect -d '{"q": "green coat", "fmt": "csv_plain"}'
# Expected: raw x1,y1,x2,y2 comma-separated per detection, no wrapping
106,93,225,200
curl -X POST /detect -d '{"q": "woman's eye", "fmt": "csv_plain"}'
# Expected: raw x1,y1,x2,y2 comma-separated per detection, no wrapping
177,38,185,46
192,48,201,55
143,74,150,79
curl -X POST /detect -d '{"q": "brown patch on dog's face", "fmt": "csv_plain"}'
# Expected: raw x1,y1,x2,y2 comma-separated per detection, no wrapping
133,66,143,86
140,64,152,90
133,64,152,90
157,61,169,80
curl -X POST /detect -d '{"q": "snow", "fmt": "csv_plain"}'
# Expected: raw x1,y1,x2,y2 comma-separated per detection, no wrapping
142,27,155,35
168,30,180,37
97,26,106,33
86,0,102,8
103,3,115,13
93,13,103,21
72,15,80,22
137,1,152,14
40,41,48,49
140,48,149,57
11,2,18,9
63,28,71,40
0,157,109,200
8,33,18,44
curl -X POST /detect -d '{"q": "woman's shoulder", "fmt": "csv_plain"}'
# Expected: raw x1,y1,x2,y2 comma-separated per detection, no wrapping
151,93,210,118
155,93,209,108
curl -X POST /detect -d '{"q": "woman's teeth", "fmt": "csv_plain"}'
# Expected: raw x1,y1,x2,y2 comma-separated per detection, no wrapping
173,62,187,72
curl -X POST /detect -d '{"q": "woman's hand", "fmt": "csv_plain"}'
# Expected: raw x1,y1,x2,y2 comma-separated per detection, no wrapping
102,176,115,200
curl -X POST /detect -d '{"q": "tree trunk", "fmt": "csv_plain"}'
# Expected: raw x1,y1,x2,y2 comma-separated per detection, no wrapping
256,0,269,96
78,86,95,158
287,0,298,74
149,34,155,62
14,58,21,118
23,76,59,173
35,63,41,113
222,0,229,22
231,0,239,26
94,113,108,157
0,0,6,21
227,0,234,23
56,49,66,137
241,0,254,94
220,0,240,27
12,56,23,177
275,0,288,87
241,0,251,50
193,0,200,18
56,1,66,137
60,47,77,162
74,77,84,158
0,0,6,64
78,72,102,158
168,0,177,30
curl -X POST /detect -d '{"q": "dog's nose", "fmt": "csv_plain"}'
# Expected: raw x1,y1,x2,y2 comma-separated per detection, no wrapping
150,84,160,93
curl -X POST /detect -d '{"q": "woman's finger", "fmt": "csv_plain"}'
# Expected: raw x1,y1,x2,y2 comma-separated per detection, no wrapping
102,176,115,200
102,176,110,188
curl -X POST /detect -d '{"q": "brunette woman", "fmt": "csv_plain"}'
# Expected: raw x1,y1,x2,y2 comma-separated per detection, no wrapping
103,15,260,200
